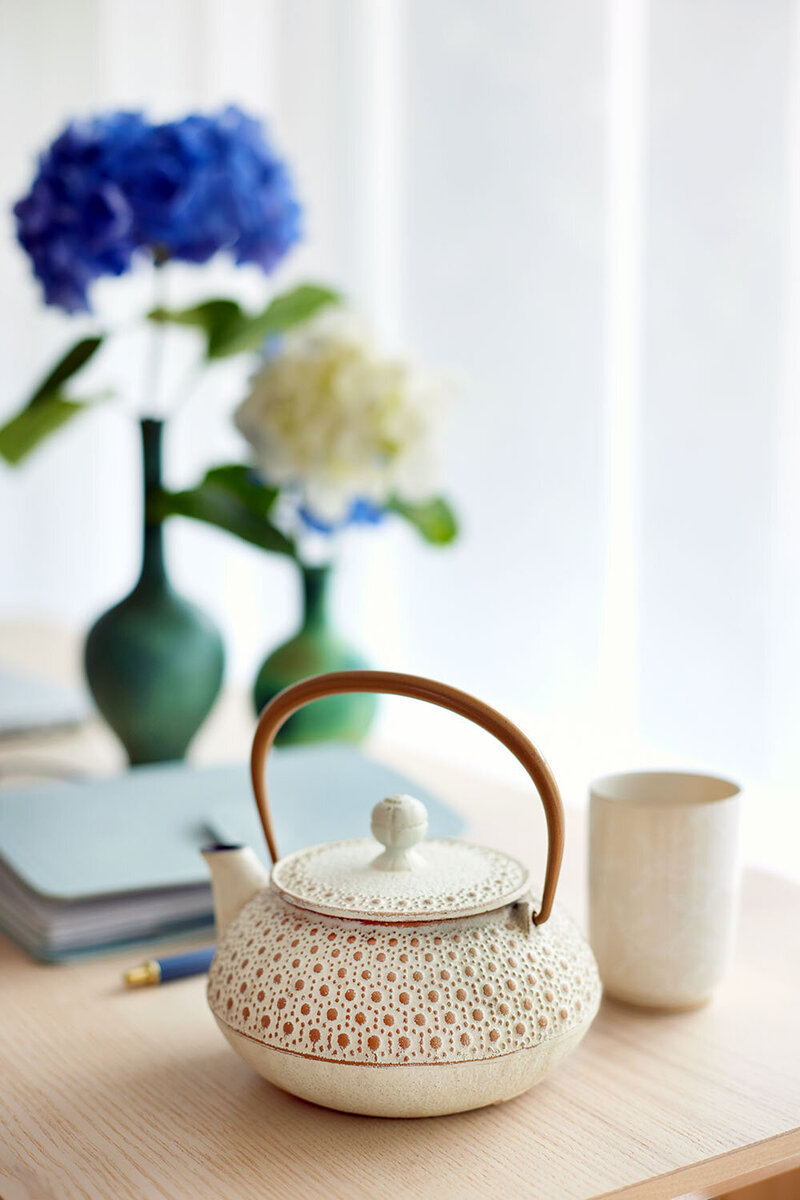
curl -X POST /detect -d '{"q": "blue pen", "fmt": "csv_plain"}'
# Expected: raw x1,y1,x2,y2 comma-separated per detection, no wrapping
124,946,214,988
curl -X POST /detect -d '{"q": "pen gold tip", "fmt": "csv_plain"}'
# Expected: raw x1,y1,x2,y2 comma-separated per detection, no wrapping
124,961,161,988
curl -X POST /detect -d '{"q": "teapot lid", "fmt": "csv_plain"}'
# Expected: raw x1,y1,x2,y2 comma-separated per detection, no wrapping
271,794,530,922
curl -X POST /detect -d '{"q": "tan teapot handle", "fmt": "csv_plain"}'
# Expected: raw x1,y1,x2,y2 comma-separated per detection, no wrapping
250,670,565,925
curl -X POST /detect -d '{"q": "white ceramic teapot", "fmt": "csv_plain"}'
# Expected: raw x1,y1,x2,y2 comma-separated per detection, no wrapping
204,671,601,1118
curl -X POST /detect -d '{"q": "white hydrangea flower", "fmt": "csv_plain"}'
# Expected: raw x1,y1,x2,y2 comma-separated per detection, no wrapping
234,311,448,524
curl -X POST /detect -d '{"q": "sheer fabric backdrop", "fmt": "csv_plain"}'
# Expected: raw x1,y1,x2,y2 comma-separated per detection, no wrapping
0,0,797,877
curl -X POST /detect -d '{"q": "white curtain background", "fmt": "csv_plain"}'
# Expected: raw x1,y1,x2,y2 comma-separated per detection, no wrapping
1,0,798,877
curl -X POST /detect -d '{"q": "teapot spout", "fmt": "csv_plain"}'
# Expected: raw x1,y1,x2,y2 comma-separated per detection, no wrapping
202,844,270,938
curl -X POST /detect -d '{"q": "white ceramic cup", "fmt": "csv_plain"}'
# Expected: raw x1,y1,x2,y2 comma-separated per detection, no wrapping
588,771,741,1010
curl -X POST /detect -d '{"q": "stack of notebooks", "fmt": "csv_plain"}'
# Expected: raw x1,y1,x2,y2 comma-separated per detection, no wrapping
0,666,88,738
0,745,463,961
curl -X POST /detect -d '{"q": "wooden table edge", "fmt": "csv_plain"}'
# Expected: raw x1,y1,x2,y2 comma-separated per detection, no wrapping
595,1128,800,1199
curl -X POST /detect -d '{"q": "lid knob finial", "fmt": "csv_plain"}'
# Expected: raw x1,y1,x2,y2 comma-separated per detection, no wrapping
370,794,428,872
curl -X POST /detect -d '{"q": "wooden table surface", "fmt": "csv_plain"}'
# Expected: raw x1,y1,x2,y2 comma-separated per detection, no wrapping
0,627,799,1200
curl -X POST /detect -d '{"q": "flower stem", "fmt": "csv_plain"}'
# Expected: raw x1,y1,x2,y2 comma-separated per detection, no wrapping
145,257,167,418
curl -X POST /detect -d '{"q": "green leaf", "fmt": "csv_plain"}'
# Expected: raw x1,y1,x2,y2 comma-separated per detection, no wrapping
0,336,105,464
388,496,459,545
149,464,295,558
28,336,103,404
200,464,280,513
0,393,87,464
209,283,342,358
148,299,245,358
147,284,341,359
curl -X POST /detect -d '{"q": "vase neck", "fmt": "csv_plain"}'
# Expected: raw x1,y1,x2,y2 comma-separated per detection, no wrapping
301,565,331,631
137,418,167,592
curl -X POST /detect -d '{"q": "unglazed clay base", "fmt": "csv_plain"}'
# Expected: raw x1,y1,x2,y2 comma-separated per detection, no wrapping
216,1013,597,1118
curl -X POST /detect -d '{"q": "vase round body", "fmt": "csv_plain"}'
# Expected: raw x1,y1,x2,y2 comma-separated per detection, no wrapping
84,419,224,764
253,563,377,744
205,671,602,1118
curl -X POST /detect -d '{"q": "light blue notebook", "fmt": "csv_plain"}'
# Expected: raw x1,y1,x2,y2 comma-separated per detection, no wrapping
0,746,463,962
0,667,88,738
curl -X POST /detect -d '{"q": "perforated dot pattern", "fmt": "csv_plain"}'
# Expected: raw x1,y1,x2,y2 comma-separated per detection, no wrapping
271,837,530,921
209,888,601,1065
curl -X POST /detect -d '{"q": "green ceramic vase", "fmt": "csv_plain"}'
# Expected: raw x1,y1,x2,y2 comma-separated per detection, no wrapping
84,419,225,764
253,562,377,744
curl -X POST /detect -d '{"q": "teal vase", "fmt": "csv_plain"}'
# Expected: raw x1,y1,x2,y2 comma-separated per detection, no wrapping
84,419,225,765
253,562,377,744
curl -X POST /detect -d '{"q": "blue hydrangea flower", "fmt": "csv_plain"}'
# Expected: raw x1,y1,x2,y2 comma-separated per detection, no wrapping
14,106,302,313
299,498,386,535
13,112,146,312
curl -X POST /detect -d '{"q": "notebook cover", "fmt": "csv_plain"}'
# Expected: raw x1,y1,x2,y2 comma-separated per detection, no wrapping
0,745,464,902
0,667,88,737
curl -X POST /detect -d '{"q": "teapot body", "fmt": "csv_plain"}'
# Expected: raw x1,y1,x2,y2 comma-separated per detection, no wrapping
206,669,602,1118
208,884,601,1118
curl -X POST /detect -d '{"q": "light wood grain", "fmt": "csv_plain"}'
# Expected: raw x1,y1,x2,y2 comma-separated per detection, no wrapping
596,1135,800,1200
0,624,799,1200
